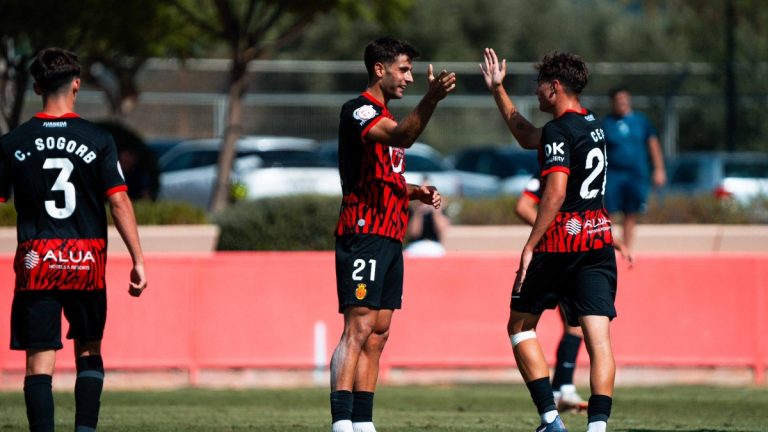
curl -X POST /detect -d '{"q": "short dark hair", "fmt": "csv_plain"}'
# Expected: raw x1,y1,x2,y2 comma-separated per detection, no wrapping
363,37,420,78
535,51,589,94
608,86,630,99
29,48,81,94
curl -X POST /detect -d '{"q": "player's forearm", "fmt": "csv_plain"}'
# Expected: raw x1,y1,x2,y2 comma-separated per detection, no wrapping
491,85,540,150
109,194,145,266
387,98,439,149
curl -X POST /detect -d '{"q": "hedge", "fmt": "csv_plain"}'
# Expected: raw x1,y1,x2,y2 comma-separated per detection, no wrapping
0,199,207,226
215,195,340,251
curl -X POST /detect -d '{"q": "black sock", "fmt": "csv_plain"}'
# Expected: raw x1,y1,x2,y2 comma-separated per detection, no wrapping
351,391,374,423
587,394,612,423
330,390,353,423
75,355,105,430
526,377,556,415
552,333,582,390
24,374,54,432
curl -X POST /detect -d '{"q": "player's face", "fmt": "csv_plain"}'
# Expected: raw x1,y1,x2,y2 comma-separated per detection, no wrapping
536,79,556,114
380,55,414,100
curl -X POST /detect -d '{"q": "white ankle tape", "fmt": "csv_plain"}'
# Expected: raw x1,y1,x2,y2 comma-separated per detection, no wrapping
511,330,536,346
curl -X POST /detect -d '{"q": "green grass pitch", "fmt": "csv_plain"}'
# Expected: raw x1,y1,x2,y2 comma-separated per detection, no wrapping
1,384,767,431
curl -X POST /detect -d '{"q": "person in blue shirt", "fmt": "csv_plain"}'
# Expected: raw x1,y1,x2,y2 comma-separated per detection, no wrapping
602,87,666,254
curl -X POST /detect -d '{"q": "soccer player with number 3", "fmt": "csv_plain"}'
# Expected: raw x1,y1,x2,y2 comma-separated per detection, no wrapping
481,48,618,432
0,48,147,432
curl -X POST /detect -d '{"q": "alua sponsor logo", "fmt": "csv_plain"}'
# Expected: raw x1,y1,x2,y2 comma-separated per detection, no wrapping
43,250,96,263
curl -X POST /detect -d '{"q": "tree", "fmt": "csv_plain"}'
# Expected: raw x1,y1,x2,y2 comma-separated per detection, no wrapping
171,0,412,213
0,0,198,134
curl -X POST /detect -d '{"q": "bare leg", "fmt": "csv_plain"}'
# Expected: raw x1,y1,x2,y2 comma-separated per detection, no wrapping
579,315,615,396
330,306,378,391
353,309,392,392
507,311,547,381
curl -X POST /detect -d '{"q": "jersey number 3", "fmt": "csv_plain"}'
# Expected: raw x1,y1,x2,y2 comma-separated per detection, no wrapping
43,158,76,219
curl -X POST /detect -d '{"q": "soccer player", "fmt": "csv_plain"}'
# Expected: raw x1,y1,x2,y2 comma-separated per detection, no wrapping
0,48,147,432
330,37,455,432
517,175,633,415
481,47,618,432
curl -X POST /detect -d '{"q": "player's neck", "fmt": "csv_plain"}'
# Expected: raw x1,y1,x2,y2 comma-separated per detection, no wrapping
553,97,583,118
41,96,76,118
364,86,388,107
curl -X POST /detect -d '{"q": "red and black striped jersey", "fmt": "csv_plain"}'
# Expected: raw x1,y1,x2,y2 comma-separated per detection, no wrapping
0,113,126,290
535,108,614,253
335,92,409,241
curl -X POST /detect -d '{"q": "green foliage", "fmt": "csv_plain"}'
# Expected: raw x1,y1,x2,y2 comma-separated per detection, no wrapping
215,195,339,250
0,200,207,227
0,202,17,226
126,200,209,225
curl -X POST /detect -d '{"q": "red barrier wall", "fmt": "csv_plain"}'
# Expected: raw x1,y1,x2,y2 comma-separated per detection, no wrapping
1,252,766,384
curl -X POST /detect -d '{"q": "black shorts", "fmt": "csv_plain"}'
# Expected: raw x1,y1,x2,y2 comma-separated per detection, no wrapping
11,290,107,350
511,247,617,327
335,234,403,313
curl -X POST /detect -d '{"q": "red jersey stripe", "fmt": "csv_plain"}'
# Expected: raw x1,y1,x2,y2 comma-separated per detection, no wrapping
541,166,570,177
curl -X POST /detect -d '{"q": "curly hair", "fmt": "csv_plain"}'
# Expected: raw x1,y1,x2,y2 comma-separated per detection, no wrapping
535,51,589,95
364,36,420,79
29,48,81,94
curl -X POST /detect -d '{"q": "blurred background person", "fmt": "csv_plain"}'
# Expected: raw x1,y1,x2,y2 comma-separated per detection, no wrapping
603,87,666,254
405,177,450,257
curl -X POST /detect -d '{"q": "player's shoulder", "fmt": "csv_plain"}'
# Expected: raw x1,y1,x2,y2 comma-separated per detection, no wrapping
0,119,37,147
342,93,383,118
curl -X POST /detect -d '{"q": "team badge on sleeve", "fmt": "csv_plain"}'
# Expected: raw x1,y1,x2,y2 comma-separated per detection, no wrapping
353,105,377,124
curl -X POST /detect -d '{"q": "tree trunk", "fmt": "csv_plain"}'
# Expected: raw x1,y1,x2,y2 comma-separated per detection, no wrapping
209,61,247,213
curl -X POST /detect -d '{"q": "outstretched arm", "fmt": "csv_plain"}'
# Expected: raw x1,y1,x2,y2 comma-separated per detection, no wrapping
480,48,541,150
367,65,457,149
107,191,147,297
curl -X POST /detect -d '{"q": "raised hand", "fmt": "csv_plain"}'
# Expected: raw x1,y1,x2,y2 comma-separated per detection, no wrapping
480,47,506,91
426,64,457,102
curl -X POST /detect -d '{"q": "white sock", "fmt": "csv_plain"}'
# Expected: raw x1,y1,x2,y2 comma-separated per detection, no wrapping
352,421,376,432
559,384,577,394
587,420,607,432
332,419,353,432
541,409,559,424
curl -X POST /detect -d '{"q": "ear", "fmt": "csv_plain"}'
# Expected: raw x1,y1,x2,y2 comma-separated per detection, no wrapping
72,77,81,94
374,62,386,78
33,83,42,96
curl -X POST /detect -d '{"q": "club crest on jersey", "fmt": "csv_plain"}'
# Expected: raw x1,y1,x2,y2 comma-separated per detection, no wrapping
353,105,377,125
389,147,404,173
565,217,582,235
355,283,368,300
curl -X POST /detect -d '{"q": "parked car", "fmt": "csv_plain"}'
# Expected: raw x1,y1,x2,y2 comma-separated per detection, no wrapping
158,136,339,208
317,141,499,197
665,151,768,204
450,146,539,195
